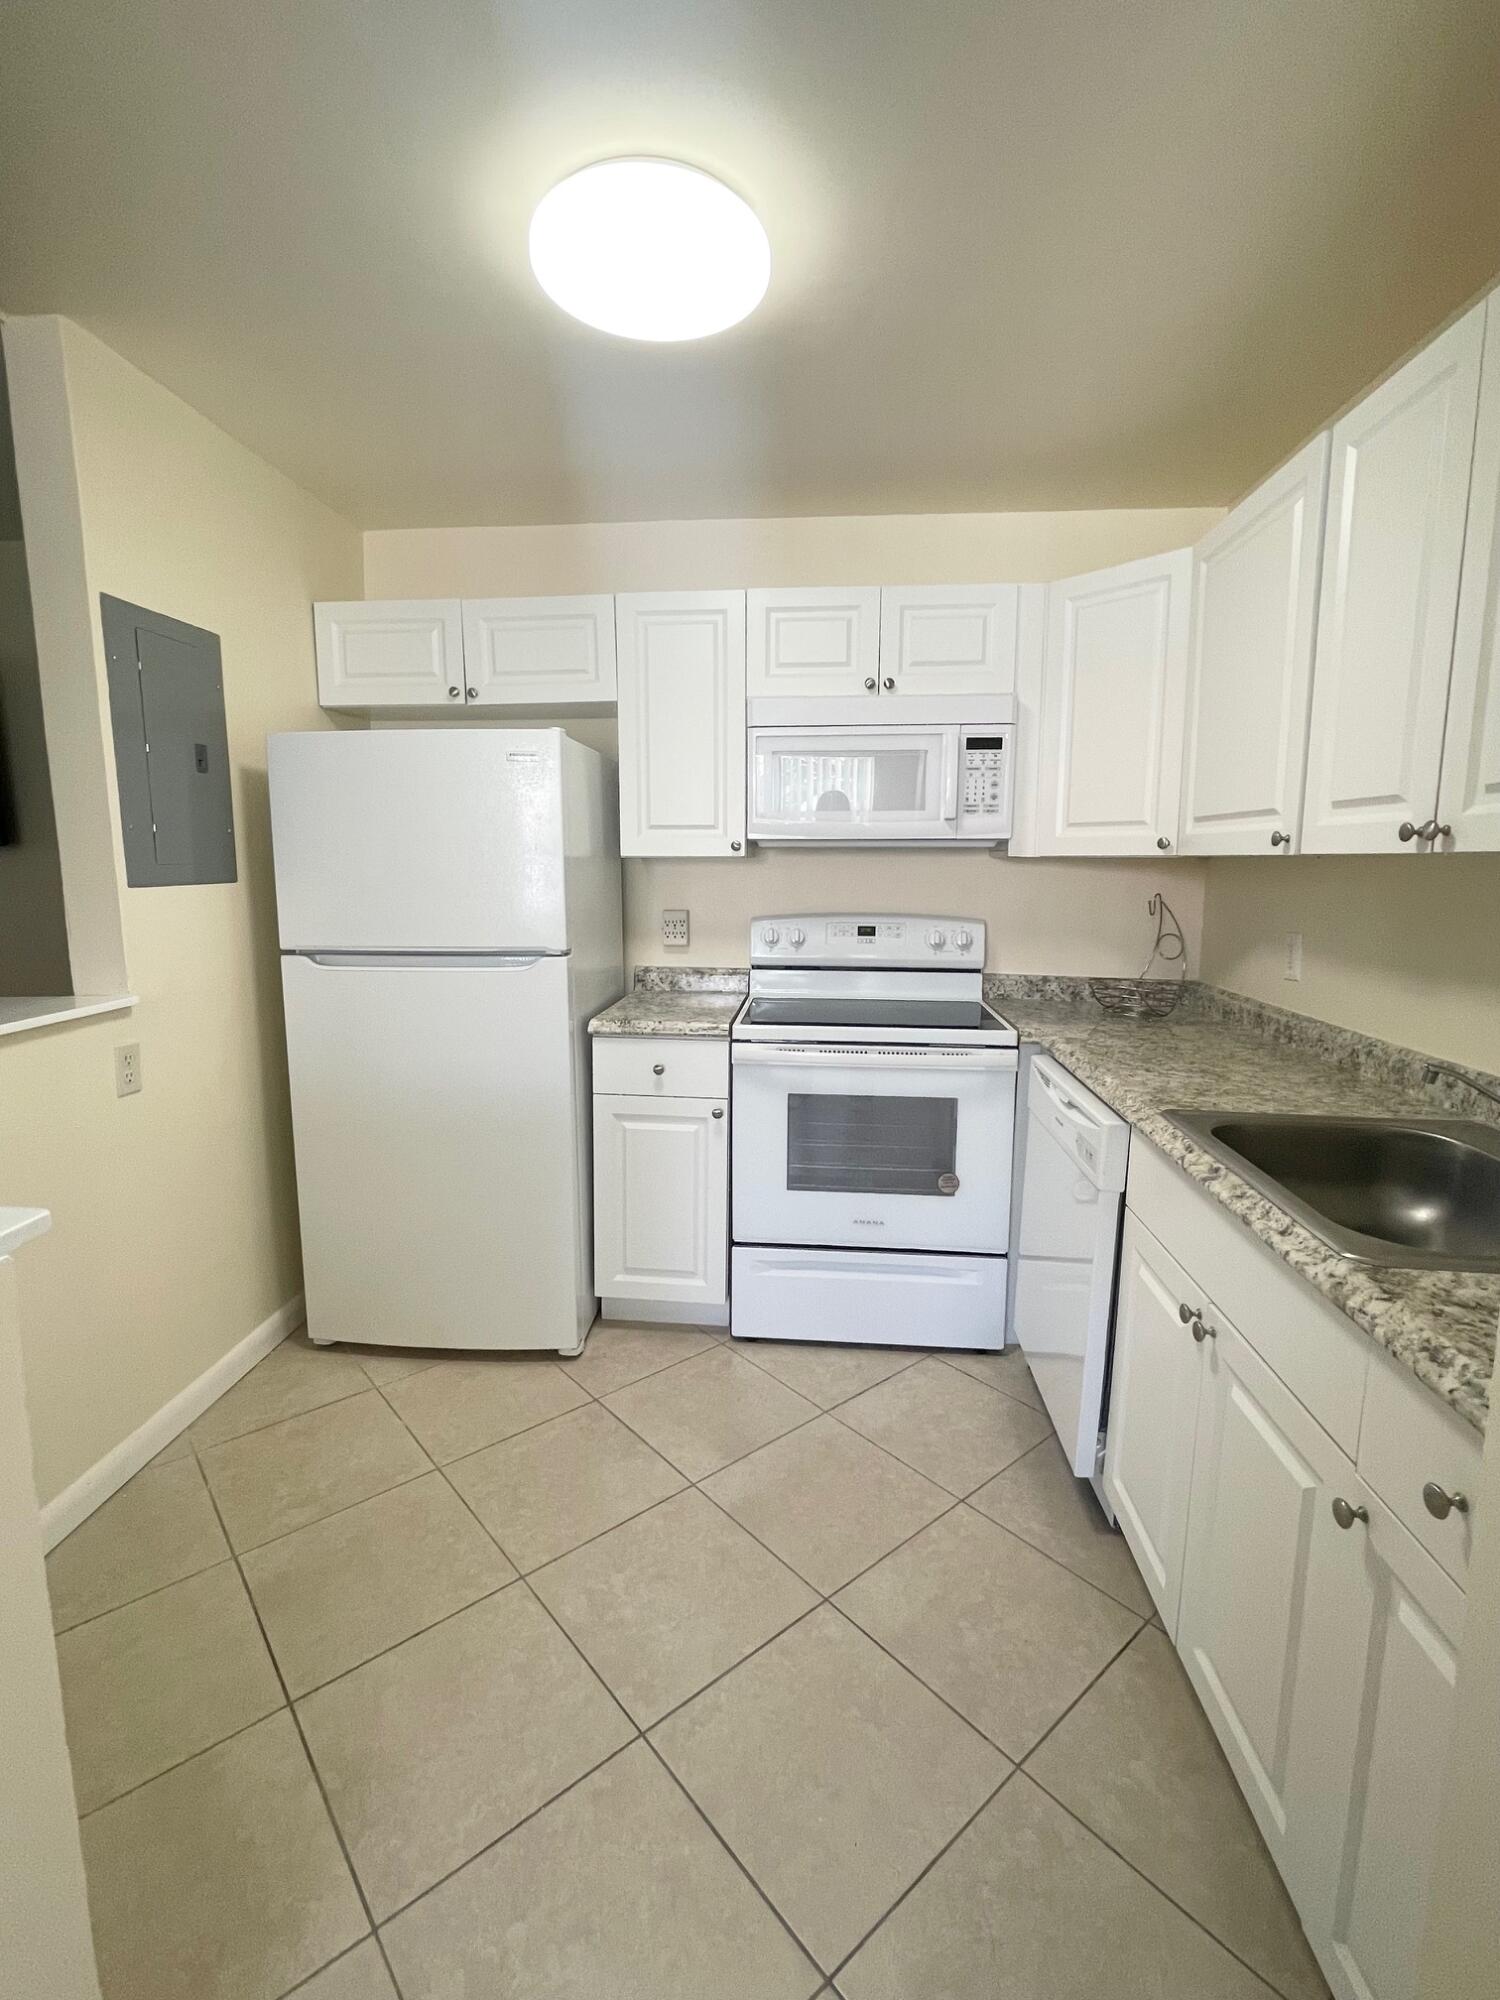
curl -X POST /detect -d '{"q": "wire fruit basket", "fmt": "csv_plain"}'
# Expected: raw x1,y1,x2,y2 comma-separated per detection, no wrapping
1088,895,1186,1018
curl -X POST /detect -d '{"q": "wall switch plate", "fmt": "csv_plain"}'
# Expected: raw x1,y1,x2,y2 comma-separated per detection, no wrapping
114,1043,142,1096
662,908,690,949
1283,932,1304,982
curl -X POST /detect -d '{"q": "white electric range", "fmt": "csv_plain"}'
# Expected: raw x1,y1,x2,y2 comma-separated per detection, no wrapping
730,914,1019,1350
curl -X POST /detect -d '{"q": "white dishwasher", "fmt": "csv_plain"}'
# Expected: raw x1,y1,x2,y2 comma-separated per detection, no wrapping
1008,1050,1130,1516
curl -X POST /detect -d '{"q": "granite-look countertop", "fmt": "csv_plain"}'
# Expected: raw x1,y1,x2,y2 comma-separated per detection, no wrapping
1003,1001,1497,1434
588,989,744,1038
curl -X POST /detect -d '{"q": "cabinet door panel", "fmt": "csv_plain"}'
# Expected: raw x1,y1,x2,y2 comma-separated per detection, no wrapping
1437,289,1500,851
747,587,879,698
617,592,747,857
1178,1317,1352,1881
462,596,616,706
1102,1213,1203,1631
593,1094,728,1307
1034,551,1191,855
1288,1484,1464,2000
1180,437,1329,854
879,585,1020,696
1302,303,1484,853
315,600,463,709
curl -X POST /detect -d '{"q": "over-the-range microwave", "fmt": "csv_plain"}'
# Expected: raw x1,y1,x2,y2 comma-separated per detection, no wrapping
746,695,1015,846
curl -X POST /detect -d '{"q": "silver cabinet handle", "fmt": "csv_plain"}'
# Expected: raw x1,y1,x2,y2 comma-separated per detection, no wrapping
1332,1496,1369,1530
1423,1481,1469,1520
711,1106,724,1120
447,686,461,699
466,686,478,700
1398,821,1420,842
730,840,742,852
1270,830,1290,847
1191,1316,1216,1344
1430,822,1452,841
864,677,877,691
652,1063,665,1076
1178,1301,1196,1324
883,677,895,690
1156,835,1171,851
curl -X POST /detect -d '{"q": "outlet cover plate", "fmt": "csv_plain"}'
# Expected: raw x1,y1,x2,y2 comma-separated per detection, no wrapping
114,1043,142,1096
662,908,690,949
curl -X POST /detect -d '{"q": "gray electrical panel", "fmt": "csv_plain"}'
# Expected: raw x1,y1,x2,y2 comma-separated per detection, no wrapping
102,596,236,887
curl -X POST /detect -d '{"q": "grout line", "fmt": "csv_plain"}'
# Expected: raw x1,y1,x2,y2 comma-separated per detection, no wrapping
49,1546,239,1638
639,1597,828,1736
642,1735,827,1988
824,1776,1024,1976
224,1464,437,1560
726,1337,930,1406
188,1379,374,1456
75,1700,288,1822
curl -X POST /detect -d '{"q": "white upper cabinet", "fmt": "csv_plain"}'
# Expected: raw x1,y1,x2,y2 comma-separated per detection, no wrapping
616,591,747,857
747,587,880,698
1028,549,1191,856
879,584,1021,696
315,600,465,709
1179,437,1330,855
1437,290,1500,851
462,596,616,707
1301,302,1485,854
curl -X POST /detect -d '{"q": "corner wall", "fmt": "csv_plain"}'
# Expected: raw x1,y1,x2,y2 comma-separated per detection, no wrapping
1199,855,1500,1073
0,319,362,1504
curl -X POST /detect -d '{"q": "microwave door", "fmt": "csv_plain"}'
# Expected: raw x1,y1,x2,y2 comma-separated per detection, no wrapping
748,727,959,841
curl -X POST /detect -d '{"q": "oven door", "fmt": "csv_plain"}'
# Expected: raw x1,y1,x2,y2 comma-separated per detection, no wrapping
747,726,959,841
732,1042,1016,1253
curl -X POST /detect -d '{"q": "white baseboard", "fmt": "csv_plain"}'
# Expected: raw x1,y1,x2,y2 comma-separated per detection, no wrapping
39,1294,304,1551
600,1297,730,1328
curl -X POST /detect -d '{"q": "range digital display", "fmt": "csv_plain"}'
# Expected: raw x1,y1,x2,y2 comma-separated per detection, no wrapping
857,924,877,937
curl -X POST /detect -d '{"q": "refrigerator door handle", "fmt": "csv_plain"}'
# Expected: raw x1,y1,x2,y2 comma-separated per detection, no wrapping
298,952,560,970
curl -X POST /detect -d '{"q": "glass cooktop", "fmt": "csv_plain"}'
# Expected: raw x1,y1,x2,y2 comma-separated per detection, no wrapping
744,997,1008,1033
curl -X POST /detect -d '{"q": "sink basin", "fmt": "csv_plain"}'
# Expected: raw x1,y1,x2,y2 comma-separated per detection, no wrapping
1165,1112,1500,1272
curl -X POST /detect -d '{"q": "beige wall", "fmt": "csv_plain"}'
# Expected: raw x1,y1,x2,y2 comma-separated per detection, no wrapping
367,505,1220,977
0,319,361,1503
1200,857,1500,1073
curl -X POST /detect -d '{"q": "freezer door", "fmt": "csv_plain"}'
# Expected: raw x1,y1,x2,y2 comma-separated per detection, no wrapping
269,729,567,951
281,952,584,1351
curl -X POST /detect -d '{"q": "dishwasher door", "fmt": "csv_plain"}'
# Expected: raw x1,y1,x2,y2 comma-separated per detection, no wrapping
1010,1053,1130,1504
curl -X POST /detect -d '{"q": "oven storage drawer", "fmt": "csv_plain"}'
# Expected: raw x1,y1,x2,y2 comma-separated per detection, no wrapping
732,1244,1006,1348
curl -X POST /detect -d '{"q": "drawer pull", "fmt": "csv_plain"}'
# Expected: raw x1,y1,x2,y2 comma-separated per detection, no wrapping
1422,1481,1469,1521
1332,1496,1369,1531
652,1063,665,1076
712,1107,724,1120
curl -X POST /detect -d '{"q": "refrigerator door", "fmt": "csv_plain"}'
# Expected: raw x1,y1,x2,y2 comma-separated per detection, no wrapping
270,729,568,952
282,952,584,1352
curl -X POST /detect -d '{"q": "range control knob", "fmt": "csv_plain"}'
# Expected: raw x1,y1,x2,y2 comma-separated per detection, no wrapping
788,927,806,949
928,928,947,951
955,928,974,951
760,926,780,949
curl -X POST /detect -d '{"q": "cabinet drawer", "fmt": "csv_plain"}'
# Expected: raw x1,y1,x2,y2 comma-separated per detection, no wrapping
592,1036,730,1098
1359,1349,1483,1589
1126,1138,1369,1455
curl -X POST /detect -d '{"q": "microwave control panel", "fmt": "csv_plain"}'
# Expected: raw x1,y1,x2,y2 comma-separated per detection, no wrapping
957,728,1014,837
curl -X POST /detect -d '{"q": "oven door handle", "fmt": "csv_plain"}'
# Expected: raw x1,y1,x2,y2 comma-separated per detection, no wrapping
731,1043,1017,1073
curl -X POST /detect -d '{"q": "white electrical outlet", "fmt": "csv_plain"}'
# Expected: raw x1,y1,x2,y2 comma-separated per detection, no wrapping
662,908,690,949
1283,932,1304,982
114,1043,142,1096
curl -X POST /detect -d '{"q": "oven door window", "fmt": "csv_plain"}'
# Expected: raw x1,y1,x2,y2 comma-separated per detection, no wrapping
787,1091,959,1196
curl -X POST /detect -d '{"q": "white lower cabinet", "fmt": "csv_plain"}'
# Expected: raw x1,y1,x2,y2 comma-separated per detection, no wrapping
1102,1214,1203,1631
1287,1481,1464,2000
592,1043,729,1315
1109,1158,1474,2000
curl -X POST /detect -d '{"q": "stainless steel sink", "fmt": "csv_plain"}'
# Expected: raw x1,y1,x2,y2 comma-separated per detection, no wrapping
1164,1111,1500,1271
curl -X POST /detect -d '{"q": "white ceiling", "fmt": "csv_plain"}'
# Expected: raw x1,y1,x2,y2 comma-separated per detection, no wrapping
2,0,1498,529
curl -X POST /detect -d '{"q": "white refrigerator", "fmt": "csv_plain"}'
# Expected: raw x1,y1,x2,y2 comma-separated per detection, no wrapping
269,728,622,1356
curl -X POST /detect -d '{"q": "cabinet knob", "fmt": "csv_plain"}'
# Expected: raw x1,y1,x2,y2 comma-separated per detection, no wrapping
883,677,895,690
1422,1481,1469,1520
730,840,742,852
1331,1496,1370,1531
652,1063,665,1076
1156,835,1171,851
1270,830,1291,847
466,687,478,700
447,686,461,700
1191,1316,1216,1343
1177,1301,1196,1324
712,1106,724,1120
864,677,877,691
1398,821,1420,842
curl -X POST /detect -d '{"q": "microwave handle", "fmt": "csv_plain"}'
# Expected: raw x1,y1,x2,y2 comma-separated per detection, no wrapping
941,733,960,823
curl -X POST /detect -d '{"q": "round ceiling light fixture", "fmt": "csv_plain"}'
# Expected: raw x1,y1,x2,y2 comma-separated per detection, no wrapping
528,158,770,342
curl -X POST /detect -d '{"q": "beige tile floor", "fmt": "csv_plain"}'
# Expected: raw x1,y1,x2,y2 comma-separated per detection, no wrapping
46,1322,1329,2000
